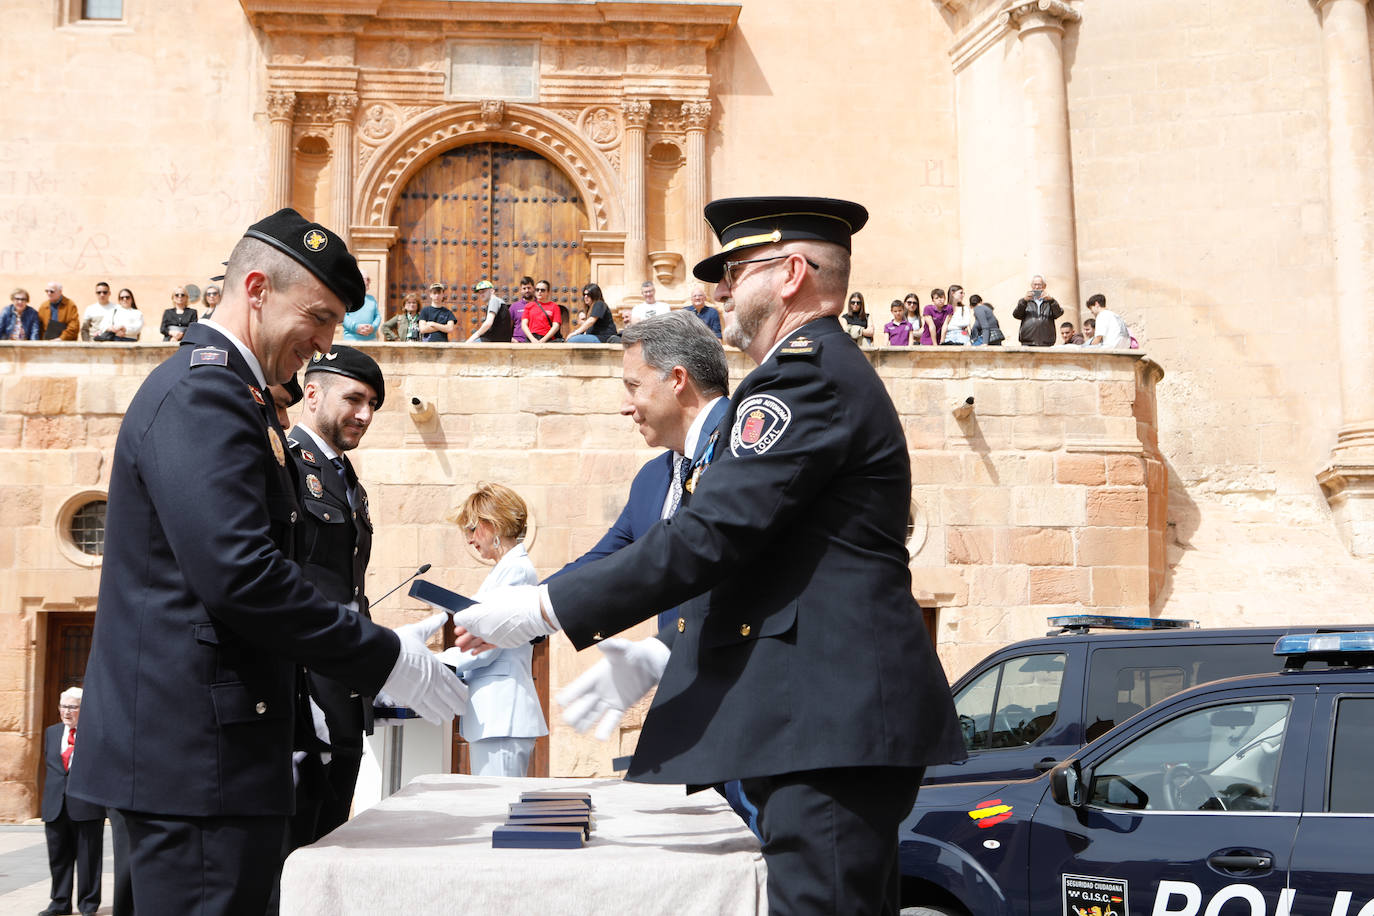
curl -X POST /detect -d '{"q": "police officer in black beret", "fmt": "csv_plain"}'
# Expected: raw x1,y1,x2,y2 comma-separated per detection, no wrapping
68,208,465,916
451,196,967,914
285,346,385,849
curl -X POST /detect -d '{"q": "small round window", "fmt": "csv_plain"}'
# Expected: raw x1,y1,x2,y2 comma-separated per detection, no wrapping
56,491,109,568
70,500,107,556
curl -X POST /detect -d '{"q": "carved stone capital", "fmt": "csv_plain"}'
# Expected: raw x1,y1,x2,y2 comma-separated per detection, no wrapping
480,99,507,129
1000,0,1082,33
621,99,652,129
266,90,297,121
681,100,712,130
327,92,359,123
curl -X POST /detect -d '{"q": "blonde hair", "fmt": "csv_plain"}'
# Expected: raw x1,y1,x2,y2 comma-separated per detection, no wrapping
453,482,528,540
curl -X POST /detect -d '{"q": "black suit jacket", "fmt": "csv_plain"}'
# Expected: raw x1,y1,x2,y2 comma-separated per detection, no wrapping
69,322,399,817
549,317,966,785
42,723,104,822
287,426,376,742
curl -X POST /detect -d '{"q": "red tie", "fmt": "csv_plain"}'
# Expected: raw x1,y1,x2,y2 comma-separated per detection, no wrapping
62,728,75,771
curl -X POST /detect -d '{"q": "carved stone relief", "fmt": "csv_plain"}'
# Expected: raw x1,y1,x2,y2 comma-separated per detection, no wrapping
266,90,297,121
359,104,398,143
480,99,507,129
580,107,621,150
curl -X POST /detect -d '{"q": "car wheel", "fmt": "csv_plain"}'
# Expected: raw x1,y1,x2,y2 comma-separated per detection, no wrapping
901,907,964,916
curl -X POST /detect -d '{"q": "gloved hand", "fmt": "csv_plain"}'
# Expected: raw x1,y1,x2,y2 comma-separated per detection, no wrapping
556,637,670,741
450,584,556,649
396,611,448,645
379,623,469,725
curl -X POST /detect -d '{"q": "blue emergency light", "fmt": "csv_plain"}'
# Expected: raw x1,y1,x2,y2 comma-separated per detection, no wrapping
1274,631,1374,659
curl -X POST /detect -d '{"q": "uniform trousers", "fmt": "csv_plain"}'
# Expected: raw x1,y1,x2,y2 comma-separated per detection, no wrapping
121,810,285,916
107,807,135,916
467,737,535,777
740,765,924,916
43,804,103,915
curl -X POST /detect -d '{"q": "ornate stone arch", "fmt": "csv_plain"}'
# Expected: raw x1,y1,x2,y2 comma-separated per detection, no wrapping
353,102,623,234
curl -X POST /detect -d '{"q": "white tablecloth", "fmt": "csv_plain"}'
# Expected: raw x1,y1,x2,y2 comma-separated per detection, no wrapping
280,775,767,916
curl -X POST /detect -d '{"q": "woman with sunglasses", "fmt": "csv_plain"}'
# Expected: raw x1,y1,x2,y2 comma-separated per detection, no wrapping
97,288,144,342
159,287,196,342
842,292,874,346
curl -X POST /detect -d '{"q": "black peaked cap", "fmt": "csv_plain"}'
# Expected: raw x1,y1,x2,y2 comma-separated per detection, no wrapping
693,196,870,283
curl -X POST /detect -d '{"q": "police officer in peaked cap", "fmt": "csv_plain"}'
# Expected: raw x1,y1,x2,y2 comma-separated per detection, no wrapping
68,208,464,916
450,197,967,914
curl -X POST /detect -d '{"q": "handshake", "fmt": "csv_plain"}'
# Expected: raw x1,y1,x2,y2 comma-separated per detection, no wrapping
381,584,672,741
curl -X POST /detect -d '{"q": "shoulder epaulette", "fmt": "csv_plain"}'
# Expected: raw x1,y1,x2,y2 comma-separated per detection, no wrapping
777,335,819,358
189,346,229,367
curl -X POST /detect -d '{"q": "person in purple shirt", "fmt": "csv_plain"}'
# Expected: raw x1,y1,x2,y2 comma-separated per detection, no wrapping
920,287,950,346
509,275,534,343
883,300,912,346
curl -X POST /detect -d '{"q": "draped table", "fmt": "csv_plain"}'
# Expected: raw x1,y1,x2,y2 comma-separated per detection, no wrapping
280,774,767,915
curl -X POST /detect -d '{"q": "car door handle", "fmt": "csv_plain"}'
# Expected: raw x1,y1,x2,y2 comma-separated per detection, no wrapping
1208,854,1272,872
1034,757,1059,772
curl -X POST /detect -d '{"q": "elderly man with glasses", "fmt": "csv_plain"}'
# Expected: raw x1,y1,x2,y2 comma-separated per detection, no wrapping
38,282,80,340
451,196,966,915
41,687,104,916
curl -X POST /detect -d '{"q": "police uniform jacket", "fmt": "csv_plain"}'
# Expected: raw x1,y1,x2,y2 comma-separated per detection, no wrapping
287,425,376,743
42,723,105,822
69,322,399,818
547,316,966,786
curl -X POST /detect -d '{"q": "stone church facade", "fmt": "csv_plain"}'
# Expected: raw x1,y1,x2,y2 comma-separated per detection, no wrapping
2,0,1373,819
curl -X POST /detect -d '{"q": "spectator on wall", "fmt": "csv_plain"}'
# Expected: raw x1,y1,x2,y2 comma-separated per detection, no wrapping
81,282,116,341
508,276,534,343
382,292,423,341
96,288,143,342
567,283,620,343
941,284,972,345
1086,293,1131,348
970,294,1004,346
342,275,379,341
522,280,561,343
1012,274,1064,346
842,292,874,346
160,287,196,342
903,292,921,341
418,282,457,342
200,284,221,320
629,280,669,325
921,287,950,346
1058,321,1084,345
687,288,722,338
39,282,80,340
884,300,912,346
467,280,512,342
1,288,42,340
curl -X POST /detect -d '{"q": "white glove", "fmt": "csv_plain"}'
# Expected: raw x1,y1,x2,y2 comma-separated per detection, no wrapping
450,584,556,648
556,637,670,741
379,624,469,725
396,611,448,645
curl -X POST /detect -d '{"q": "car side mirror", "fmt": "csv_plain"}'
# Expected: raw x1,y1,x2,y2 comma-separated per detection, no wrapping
1050,760,1086,808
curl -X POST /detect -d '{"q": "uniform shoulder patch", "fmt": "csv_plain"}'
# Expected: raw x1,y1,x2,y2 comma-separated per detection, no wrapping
730,393,793,456
190,346,229,367
777,335,818,358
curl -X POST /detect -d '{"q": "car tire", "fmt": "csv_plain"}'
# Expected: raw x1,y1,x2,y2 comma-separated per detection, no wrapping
900,907,964,916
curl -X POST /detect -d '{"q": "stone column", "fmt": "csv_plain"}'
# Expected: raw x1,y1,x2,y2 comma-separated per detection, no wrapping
682,100,712,275
1314,0,1374,554
1003,0,1082,325
266,90,297,213
621,99,652,301
328,93,359,246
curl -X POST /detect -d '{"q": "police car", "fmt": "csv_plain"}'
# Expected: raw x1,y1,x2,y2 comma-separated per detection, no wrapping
900,631,1374,916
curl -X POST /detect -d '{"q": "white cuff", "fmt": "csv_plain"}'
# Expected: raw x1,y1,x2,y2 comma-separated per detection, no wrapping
538,583,562,632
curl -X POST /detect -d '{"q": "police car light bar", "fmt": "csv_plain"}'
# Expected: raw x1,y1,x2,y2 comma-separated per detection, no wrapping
1274,631,1374,662
1047,614,1199,634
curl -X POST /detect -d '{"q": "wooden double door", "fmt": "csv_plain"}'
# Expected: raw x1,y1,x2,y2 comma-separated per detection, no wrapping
390,142,590,336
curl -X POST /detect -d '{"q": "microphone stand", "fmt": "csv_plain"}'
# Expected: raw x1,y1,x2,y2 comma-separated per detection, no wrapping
371,563,432,608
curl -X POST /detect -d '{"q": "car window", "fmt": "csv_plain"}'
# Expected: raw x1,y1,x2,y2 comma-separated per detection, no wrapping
1084,643,1279,742
1088,700,1289,812
953,653,1065,751
1329,697,1374,813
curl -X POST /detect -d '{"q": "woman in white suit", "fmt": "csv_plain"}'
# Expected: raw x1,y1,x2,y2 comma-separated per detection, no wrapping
439,483,548,776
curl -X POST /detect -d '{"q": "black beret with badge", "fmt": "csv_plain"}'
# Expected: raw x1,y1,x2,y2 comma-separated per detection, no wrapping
305,345,385,409
692,196,870,283
243,208,366,313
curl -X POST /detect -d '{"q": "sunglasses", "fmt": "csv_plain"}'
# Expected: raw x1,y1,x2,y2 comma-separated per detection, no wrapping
118,295,132,301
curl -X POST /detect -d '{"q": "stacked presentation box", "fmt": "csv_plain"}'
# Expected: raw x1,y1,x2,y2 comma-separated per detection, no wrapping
491,791,594,849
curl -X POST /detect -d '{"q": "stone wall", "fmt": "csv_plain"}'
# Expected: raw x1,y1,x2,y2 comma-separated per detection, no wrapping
0,340,1160,818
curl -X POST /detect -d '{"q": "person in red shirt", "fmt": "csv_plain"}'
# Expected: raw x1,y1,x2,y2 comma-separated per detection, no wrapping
521,280,562,343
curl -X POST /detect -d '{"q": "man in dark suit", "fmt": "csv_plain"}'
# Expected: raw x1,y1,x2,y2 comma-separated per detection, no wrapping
453,197,966,914
552,309,731,633
67,209,466,916
285,346,385,846
40,687,103,916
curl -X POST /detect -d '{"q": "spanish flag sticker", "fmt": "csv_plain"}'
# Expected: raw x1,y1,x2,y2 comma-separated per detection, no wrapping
968,798,1013,828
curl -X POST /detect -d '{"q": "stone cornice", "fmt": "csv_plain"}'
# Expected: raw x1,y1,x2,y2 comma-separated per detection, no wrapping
1311,0,1372,10
239,1,739,44
948,0,1081,73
